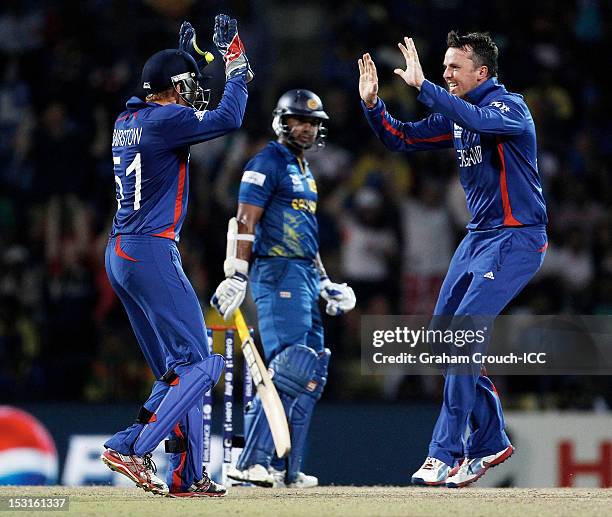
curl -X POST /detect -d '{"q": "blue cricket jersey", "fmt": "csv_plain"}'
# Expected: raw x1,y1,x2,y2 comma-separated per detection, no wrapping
238,141,319,259
111,77,248,241
362,78,547,230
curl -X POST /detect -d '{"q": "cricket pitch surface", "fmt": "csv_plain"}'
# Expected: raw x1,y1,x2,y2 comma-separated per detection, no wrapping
0,486,610,516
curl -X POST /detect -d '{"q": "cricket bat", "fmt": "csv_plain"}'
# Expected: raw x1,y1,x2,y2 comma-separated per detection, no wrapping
234,308,291,458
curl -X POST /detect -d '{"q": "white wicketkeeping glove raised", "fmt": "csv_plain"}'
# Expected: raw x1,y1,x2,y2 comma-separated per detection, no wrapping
211,272,248,321
319,276,356,316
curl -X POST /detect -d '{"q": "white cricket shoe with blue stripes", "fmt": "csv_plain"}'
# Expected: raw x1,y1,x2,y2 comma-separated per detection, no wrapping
411,457,457,486
445,445,514,488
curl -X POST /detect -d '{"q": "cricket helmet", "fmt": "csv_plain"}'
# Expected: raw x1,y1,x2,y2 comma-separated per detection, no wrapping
272,89,329,149
141,49,210,110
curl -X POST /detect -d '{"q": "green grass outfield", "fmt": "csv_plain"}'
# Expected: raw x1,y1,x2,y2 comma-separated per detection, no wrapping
0,486,610,516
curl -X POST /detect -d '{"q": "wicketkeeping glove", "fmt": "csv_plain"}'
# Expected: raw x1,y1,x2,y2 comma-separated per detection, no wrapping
319,276,356,316
211,272,248,321
212,14,254,83
178,21,195,52
178,21,215,69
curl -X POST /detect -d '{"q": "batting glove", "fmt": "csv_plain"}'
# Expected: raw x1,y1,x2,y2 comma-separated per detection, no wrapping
211,273,248,321
212,14,254,83
319,276,356,316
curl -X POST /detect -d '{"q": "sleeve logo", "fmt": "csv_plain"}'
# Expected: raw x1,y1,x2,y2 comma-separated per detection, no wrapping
489,101,510,113
241,170,266,186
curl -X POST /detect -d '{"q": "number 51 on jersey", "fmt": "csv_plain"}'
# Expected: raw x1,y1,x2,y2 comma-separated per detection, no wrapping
113,152,142,210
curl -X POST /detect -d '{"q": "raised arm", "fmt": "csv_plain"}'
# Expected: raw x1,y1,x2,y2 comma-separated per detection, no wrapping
165,14,252,148
393,36,527,135
359,52,453,152
417,81,528,135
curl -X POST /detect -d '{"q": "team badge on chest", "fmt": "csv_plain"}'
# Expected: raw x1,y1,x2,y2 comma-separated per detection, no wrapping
306,178,317,193
289,173,304,192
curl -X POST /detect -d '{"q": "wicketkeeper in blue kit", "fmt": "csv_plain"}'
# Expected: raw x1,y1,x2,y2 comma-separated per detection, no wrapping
359,32,547,487
100,15,253,497
211,90,356,487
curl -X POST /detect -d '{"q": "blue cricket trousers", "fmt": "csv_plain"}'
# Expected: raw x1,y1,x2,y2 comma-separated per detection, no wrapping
104,234,210,491
240,257,324,471
249,258,324,361
428,226,547,466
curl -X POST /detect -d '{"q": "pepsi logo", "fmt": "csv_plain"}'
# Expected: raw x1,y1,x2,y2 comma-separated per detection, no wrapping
0,406,58,485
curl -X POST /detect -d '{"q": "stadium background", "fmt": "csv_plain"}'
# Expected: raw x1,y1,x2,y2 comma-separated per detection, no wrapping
0,0,610,487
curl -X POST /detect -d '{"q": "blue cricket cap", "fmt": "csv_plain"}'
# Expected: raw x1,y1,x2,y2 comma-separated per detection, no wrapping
141,49,202,94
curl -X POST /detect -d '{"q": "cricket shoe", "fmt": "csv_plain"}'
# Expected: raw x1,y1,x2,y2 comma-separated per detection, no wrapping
411,457,459,486
101,449,168,495
269,467,318,488
226,464,273,487
167,468,227,498
445,445,515,488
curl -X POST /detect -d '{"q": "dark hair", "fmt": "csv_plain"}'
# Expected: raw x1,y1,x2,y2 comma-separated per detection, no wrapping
446,30,498,77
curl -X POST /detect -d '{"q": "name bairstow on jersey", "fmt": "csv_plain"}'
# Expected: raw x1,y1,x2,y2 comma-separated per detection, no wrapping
112,127,143,147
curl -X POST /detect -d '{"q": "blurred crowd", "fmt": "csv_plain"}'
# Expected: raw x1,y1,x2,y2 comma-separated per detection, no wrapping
1,0,610,408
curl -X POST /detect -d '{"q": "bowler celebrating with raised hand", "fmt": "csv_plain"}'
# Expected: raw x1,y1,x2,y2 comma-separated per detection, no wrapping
359,32,547,487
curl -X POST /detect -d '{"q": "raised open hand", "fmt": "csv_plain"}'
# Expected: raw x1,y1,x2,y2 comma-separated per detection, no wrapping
358,53,379,108
394,37,425,89
213,13,253,83
178,21,195,53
